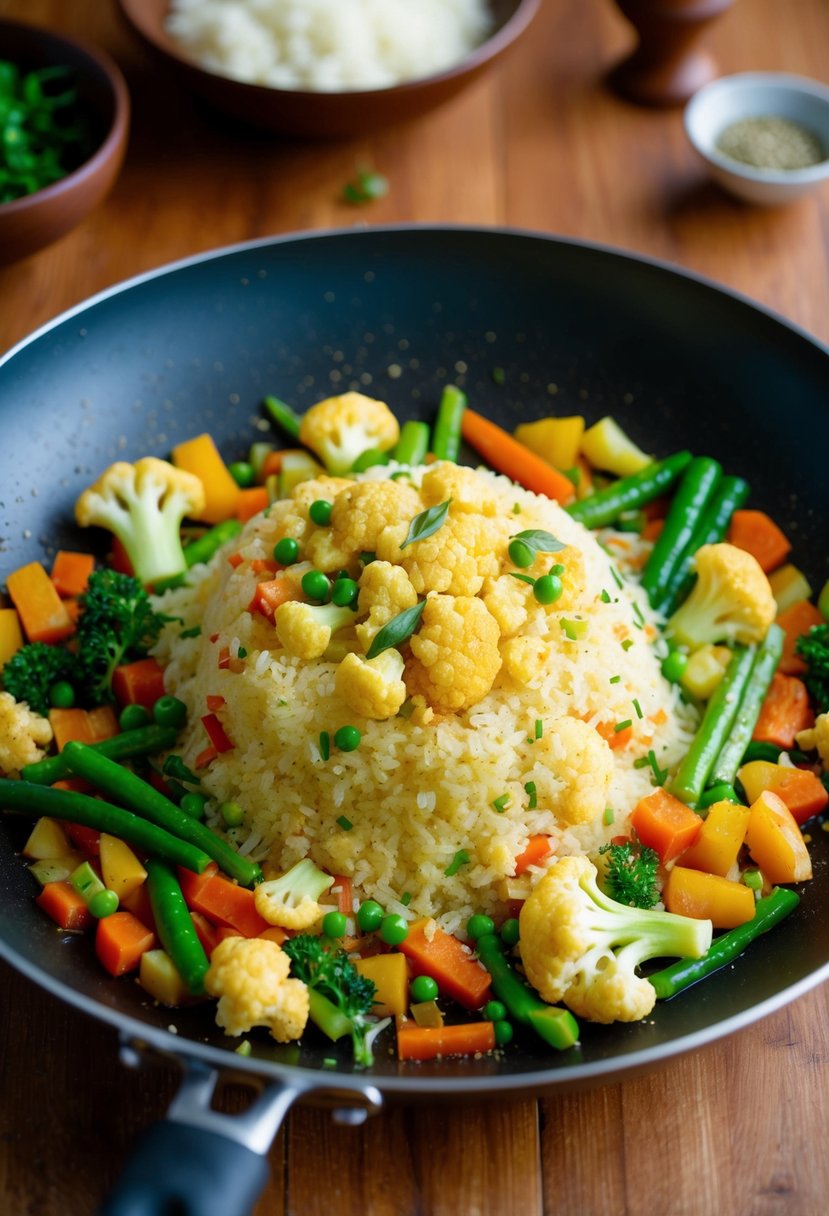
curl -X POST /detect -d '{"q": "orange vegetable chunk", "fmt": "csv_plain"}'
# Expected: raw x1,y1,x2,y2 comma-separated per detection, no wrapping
630,787,702,863
663,866,756,929
171,433,240,524
51,551,95,598
775,600,824,675
248,575,296,623
6,561,74,644
514,834,553,876
397,1021,496,1061
36,881,93,932
398,918,492,1010
745,790,813,884
0,607,24,668
752,672,813,749
95,911,156,975
112,657,166,710
727,509,791,574
461,408,576,503
737,760,829,826
49,708,97,751
177,866,269,938
679,800,751,877
235,486,269,522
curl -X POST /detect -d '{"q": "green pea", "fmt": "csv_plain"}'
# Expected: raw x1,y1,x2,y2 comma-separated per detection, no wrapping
323,910,348,938
152,695,187,729
483,1000,507,1022
334,725,361,752
410,974,439,1003
88,888,119,919
493,1019,514,1046
331,577,359,607
309,499,333,526
220,801,245,828
356,900,384,933
379,913,409,946
499,917,520,947
661,650,689,683
508,539,534,568
180,792,207,820
301,569,331,601
274,536,300,565
119,703,151,732
49,681,75,709
533,574,563,605
467,914,495,941
229,460,255,488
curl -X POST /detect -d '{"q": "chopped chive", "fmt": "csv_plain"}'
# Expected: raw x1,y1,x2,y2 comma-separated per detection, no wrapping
180,625,202,638
615,719,633,733
632,602,645,629
610,566,624,589
509,572,536,586
600,589,611,603
319,731,330,761
633,756,650,769
603,807,615,825
647,749,668,786
492,794,511,814
512,503,521,515
560,618,588,641
444,849,470,877
535,719,543,739
632,698,643,719
621,638,634,651
609,674,621,684
524,780,537,809
401,892,412,906
336,815,353,831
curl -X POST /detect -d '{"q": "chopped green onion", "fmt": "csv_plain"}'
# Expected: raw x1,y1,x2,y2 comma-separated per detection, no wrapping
621,638,634,651
560,618,588,641
600,589,611,603
603,807,615,825
336,815,353,832
614,719,633,733
401,892,412,906
492,794,511,814
524,781,537,809
444,849,470,877
609,675,621,684
319,731,330,761
646,749,668,786
535,719,543,739
180,625,202,639
632,698,643,719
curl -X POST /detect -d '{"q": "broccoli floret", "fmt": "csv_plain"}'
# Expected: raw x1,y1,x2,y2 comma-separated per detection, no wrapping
74,569,170,704
283,934,385,1068
796,623,829,714
74,457,205,586
1,641,77,717
597,840,660,909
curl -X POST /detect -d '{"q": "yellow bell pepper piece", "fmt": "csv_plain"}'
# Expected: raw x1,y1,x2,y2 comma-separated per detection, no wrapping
0,608,23,669
581,416,651,477
411,999,445,1029
513,417,585,471
171,433,240,524
139,949,192,1007
769,564,812,615
678,800,750,877
99,832,148,900
23,816,72,860
745,789,812,883
680,644,732,700
663,865,756,929
354,952,409,1017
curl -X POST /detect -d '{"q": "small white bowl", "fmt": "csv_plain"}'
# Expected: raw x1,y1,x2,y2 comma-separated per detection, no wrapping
684,72,829,205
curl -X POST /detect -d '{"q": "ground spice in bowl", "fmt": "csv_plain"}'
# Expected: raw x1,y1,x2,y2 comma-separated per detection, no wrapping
715,115,826,170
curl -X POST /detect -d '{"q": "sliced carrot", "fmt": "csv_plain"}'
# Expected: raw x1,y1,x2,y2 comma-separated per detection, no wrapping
227,552,245,569
49,707,97,750
120,882,157,933
171,433,240,524
178,865,269,938
595,720,633,751
249,558,280,575
36,881,93,932
630,787,702,864
258,925,288,947
87,705,120,742
775,599,824,675
727,509,791,574
752,671,814,749
205,694,226,713
190,909,240,956
514,834,552,876
95,911,156,976
332,874,353,916
50,551,95,598
194,744,217,769
236,486,269,522
201,713,234,753
248,574,297,623
397,1021,496,1061
6,561,74,644
112,657,166,710
737,760,829,826
398,919,492,1010
461,409,576,503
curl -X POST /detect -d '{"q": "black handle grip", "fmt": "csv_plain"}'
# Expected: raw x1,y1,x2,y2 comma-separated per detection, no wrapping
98,1121,270,1216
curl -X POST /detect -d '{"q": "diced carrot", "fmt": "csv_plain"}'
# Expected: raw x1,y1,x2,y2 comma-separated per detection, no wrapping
64,822,101,856
49,707,97,750
171,433,240,524
258,926,288,947
397,1021,496,1061
227,552,245,569
50,551,95,598
249,559,280,575
630,787,702,864
752,671,814,749
112,657,166,710
6,561,74,644
260,450,284,480
87,705,120,742
745,789,813,884
595,720,633,750
201,713,234,753
332,874,353,916
217,647,245,674
248,575,297,623
737,760,829,826
776,600,824,675
461,409,576,503
398,919,492,1010
109,537,135,576
178,866,269,938
236,487,269,522
95,911,156,976
205,694,226,713
63,598,82,624
36,881,93,932
190,909,241,956
120,882,157,933
514,834,552,876
642,518,665,542
727,510,791,574
194,744,217,769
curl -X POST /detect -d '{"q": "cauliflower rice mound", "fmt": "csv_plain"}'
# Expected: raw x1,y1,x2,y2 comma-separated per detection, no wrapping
154,463,697,936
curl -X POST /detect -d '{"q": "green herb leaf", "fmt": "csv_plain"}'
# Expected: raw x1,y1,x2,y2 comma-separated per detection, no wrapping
508,529,565,557
365,599,427,660
509,572,536,586
400,500,452,550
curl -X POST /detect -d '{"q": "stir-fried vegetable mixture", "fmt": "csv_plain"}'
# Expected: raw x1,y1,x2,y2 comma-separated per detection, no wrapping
1,384,826,1069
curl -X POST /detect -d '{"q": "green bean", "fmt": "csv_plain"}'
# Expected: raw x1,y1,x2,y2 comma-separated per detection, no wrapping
0,779,211,873
648,887,800,999
656,474,750,617
431,386,467,462
669,644,757,806
154,520,244,591
565,451,692,529
263,394,302,440
640,457,722,608
697,782,741,809
475,933,580,1050
61,741,262,888
146,859,210,996
20,724,178,787
709,624,785,787
393,420,431,466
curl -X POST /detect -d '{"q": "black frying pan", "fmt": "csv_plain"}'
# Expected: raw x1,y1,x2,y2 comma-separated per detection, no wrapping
1,226,828,1215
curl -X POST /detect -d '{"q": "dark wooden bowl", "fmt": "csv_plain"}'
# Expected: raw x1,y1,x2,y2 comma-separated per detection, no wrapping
0,20,130,266
116,0,540,138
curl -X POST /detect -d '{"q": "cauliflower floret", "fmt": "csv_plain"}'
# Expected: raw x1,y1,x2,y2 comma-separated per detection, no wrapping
527,717,613,826
307,479,422,572
274,600,355,660
500,636,552,685
668,543,776,649
298,392,399,475
419,462,500,516
406,594,501,713
796,712,829,769
0,690,53,773
355,560,418,648
377,510,506,597
482,574,533,638
204,936,309,1042
254,857,334,930
336,648,407,720
518,856,712,1024
272,475,353,546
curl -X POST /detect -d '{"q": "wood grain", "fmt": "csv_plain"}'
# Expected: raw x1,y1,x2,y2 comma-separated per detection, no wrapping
2,0,829,1213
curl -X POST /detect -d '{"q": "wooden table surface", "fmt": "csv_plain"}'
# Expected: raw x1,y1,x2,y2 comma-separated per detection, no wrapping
2,1,829,1212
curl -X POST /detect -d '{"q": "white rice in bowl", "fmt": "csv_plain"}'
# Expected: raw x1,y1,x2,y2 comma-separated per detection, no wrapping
165,0,496,93
153,464,697,937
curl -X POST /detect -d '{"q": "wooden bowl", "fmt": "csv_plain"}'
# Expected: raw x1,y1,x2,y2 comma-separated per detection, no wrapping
0,20,130,266
116,0,540,138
